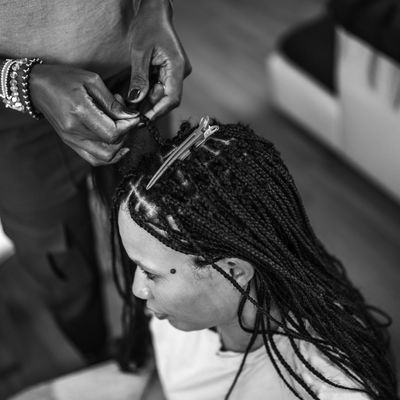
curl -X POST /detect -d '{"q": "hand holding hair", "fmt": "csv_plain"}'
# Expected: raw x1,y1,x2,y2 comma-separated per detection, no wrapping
29,64,140,166
127,0,191,121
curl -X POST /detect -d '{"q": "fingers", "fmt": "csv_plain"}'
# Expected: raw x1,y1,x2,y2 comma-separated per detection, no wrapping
144,51,191,120
144,70,183,120
148,82,165,105
78,89,140,144
84,77,138,120
128,48,152,104
66,137,130,166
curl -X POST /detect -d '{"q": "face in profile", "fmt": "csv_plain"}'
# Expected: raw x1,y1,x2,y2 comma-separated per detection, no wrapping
118,204,243,332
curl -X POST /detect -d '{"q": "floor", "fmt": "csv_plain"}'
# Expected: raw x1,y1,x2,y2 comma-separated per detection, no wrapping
172,0,400,362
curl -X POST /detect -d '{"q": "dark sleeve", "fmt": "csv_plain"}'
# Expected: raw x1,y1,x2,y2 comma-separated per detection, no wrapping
328,0,400,62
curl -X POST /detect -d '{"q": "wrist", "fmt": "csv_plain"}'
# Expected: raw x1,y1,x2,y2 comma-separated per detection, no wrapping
0,57,43,119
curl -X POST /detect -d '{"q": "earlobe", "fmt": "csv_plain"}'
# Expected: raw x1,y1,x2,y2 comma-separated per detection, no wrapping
219,258,254,287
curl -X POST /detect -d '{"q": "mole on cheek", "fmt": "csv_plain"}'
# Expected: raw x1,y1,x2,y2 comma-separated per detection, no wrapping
170,268,176,274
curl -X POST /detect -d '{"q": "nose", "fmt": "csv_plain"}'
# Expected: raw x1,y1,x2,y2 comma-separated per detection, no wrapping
132,267,152,300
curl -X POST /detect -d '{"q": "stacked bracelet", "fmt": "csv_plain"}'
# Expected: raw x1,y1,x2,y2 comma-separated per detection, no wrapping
0,60,13,99
0,57,43,119
1,59,24,112
20,58,43,120
1,58,25,112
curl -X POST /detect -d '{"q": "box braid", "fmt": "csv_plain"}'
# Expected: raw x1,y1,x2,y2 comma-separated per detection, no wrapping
110,117,398,399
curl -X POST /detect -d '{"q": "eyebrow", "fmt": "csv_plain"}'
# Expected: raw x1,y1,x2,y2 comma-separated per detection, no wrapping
133,260,160,275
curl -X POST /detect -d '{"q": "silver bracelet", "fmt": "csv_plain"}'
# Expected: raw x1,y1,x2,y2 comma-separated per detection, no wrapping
1,58,26,113
0,59,16,102
0,60,11,99
20,58,43,120
0,57,43,119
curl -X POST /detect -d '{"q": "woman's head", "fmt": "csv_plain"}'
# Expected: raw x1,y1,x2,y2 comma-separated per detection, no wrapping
119,205,254,332
112,119,397,399
116,119,356,328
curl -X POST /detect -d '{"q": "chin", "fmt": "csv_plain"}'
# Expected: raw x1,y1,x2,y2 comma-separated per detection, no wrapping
168,318,207,332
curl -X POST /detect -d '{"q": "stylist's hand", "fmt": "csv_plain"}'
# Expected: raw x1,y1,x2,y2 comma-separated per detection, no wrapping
30,64,140,166
128,0,191,119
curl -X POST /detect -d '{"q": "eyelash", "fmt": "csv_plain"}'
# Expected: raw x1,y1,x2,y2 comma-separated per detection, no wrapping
139,266,156,281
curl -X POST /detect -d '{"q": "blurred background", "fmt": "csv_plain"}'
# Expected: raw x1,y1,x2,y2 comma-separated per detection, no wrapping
1,0,400,398
173,0,400,363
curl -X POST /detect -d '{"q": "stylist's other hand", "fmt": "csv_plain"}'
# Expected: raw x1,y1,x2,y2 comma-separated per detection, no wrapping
30,64,140,166
128,0,191,120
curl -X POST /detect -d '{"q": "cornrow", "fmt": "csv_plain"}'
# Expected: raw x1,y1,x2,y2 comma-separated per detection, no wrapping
111,119,398,399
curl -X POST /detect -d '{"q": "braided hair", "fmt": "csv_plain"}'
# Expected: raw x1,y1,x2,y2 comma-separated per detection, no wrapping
111,118,398,400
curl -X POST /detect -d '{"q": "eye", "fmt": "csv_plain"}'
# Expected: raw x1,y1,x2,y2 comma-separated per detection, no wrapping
138,266,157,281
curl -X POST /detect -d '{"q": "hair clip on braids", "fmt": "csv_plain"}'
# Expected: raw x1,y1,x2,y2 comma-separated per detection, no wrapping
146,116,219,190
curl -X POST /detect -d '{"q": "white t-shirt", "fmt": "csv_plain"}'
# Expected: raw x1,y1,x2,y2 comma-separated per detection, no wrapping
150,318,371,400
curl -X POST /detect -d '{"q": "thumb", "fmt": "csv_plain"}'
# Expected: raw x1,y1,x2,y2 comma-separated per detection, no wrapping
85,79,138,119
128,49,152,104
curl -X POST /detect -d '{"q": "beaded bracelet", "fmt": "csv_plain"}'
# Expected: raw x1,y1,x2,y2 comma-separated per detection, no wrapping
0,59,25,112
0,57,43,119
7,59,25,112
1,59,25,112
20,58,43,120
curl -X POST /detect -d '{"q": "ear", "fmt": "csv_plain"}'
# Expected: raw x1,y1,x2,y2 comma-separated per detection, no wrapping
216,258,254,287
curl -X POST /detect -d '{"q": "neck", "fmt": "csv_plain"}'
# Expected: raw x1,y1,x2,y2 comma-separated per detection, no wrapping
216,296,280,353
217,319,264,353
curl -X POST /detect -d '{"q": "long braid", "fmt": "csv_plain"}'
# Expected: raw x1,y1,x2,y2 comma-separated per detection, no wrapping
112,120,398,399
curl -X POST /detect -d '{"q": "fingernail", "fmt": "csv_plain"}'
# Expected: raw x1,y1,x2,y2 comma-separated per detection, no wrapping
123,110,139,118
128,88,141,101
144,112,155,121
121,148,130,156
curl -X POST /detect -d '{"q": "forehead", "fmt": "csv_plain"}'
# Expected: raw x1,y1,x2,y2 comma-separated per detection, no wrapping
117,204,190,270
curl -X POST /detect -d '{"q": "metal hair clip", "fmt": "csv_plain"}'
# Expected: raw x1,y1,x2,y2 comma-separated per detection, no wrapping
146,116,219,190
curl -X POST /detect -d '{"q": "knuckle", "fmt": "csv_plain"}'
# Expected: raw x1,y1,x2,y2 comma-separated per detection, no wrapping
70,104,84,117
103,130,118,144
86,72,101,84
61,119,75,132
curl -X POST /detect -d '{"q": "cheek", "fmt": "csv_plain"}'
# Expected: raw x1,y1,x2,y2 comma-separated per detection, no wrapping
153,281,201,311
150,275,213,316
151,270,240,324
184,278,237,318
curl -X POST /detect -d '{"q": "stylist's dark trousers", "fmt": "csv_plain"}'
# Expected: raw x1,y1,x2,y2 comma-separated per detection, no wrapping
0,87,109,398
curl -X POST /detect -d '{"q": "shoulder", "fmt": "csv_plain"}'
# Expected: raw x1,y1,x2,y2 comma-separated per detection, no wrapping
284,337,372,400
